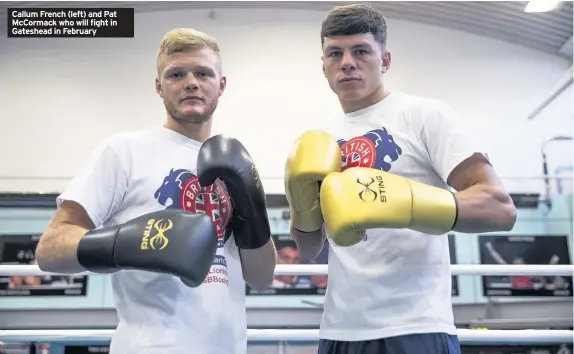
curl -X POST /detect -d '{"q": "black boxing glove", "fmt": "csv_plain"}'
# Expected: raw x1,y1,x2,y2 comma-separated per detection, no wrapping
197,135,271,249
77,209,217,287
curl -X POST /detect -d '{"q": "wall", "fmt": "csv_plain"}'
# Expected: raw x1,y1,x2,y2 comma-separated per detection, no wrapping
0,7,572,196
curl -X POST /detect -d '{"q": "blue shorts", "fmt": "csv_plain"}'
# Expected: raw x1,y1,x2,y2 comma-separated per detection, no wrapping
318,332,461,354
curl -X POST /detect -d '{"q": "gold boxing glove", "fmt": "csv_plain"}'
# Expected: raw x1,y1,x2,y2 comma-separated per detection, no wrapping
285,130,341,232
320,167,458,246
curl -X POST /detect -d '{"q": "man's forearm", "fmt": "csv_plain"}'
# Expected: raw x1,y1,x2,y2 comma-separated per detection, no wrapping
240,238,277,291
35,223,89,274
452,183,517,233
291,226,326,260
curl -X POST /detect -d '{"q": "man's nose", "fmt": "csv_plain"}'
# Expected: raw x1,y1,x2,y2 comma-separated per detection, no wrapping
184,73,199,90
340,50,356,72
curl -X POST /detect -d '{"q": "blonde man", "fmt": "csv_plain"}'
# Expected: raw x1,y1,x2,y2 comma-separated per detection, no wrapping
36,28,276,354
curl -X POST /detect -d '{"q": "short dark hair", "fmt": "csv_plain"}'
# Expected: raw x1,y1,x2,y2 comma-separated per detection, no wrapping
320,4,387,49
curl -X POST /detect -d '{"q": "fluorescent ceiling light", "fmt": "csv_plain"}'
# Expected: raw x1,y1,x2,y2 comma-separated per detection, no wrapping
524,0,562,13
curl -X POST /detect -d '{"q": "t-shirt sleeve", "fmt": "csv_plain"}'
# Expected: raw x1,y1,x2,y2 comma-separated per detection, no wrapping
420,101,488,184
57,137,129,228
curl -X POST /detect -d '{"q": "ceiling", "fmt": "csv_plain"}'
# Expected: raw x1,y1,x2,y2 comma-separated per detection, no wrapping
1,1,572,58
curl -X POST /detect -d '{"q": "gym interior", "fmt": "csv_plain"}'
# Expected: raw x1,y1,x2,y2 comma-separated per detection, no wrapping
0,1,572,353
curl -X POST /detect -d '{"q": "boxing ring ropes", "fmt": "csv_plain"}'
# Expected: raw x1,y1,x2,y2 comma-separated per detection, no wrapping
0,264,573,347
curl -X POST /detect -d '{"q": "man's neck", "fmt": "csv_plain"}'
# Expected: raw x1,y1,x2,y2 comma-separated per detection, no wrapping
341,85,390,114
163,116,212,143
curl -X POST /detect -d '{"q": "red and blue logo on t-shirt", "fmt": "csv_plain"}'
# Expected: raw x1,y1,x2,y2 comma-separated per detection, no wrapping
337,128,402,172
154,168,232,248
154,168,232,286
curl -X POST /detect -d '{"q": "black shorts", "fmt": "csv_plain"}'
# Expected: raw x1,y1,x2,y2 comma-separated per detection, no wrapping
318,332,461,354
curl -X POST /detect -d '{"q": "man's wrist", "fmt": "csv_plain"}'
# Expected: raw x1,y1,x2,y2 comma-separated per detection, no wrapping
77,227,118,273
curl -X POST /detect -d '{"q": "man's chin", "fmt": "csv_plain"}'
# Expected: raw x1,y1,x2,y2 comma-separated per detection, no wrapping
337,90,366,102
180,105,205,114
166,101,216,124
180,116,210,124
171,112,209,124
179,107,210,119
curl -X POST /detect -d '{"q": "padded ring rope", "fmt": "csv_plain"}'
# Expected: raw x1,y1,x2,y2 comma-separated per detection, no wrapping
0,329,572,345
1,264,573,276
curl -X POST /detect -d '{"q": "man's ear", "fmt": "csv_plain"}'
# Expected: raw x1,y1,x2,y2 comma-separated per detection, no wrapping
219,76,227,96
155,78,163,98
382,49,391,73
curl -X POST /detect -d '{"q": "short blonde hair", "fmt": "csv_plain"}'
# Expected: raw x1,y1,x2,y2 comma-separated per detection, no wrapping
156,28,222,75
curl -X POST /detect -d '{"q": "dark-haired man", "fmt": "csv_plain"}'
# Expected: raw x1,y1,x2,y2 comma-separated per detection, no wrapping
284,4,517,354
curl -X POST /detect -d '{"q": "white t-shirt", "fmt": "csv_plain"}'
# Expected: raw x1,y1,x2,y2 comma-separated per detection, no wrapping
319,92,485,341
57,127,247,354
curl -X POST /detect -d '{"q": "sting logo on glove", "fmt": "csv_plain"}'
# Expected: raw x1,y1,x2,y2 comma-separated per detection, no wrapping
320,167,458,247
141,218,173,251
356,175,387,203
